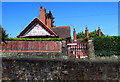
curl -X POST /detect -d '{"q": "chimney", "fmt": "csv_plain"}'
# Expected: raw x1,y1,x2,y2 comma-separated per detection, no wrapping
40,6,46,24
85,27,89,38
98,27,101,36
73,28,77,41
46,18,52,28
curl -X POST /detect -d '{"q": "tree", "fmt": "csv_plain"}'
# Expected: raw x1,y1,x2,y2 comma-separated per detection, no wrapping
77,31,86,39
77,30,105,39
46,11,55,27
0,25,8,42
89,30,105,38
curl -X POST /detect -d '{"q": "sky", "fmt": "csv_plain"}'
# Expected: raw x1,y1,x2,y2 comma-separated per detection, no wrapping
1,0,120,2
2,2,118,38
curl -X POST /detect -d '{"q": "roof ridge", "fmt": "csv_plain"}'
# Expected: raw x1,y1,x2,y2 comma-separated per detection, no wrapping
52,26,70,28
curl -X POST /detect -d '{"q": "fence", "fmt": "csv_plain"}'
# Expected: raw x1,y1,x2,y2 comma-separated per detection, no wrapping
0,41,62,53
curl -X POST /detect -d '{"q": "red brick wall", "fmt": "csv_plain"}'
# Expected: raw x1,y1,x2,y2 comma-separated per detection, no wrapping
1,41,61,53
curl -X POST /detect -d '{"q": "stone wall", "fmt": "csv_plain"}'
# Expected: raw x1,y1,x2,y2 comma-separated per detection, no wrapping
2,59,120,81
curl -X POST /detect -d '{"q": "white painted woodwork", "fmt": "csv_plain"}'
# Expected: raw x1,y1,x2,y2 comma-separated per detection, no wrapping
23,23,51,36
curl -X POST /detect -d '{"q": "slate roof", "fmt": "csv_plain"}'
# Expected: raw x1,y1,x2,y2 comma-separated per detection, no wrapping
51,26,71,39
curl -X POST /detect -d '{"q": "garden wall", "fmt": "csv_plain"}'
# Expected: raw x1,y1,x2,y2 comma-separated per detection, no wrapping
1,41,62,53
2,59,120,80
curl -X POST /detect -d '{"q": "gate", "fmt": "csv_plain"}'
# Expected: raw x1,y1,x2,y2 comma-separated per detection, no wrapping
67,42,88,58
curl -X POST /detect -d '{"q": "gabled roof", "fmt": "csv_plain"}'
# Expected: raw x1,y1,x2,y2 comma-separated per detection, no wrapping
51,26,71,38
17,18,57,38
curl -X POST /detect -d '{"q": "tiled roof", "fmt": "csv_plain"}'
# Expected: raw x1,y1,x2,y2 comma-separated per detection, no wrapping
51,26,71,39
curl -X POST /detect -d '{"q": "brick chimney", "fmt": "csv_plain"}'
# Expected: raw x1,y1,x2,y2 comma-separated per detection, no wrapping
46,18,52,28
98,27,101,36
73,28,77,41
85,27,89,37
40,6,46,24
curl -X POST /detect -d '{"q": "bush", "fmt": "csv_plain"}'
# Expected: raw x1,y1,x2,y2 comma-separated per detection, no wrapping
93,36,120,56
5,38,66,41
80,37,89,42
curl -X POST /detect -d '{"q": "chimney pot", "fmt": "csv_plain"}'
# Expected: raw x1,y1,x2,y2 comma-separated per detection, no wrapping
73,28,77,41
40,6,43,9
85,27,89,38
98,27,101,36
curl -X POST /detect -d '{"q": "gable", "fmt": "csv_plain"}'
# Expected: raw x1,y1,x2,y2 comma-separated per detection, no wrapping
18,18,57,38
23,23,51,37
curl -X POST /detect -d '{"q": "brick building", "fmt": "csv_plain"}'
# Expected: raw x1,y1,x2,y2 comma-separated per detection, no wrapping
14,6,102,58
17,6,71,40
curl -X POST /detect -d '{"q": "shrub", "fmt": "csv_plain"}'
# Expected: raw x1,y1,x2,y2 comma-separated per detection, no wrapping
93,36,120,56
5,38,66,41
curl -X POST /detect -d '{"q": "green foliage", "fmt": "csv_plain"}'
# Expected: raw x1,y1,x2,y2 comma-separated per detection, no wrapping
89,30,105,38
0,25,8,42
77,30,105,39
79,37,89,43
77,31,86,39
46,11,55,27
93,36,120,56
5,38,66,41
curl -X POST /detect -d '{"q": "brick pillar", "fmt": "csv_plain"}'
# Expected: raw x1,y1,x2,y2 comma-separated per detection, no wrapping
46,18,52,28
73,28,77,41
98,27,101,36
85,27,89,38
40,6,46,24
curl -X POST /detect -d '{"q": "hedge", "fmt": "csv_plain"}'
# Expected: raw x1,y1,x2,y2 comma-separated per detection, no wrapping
93,36,120,56
5,38,66,41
